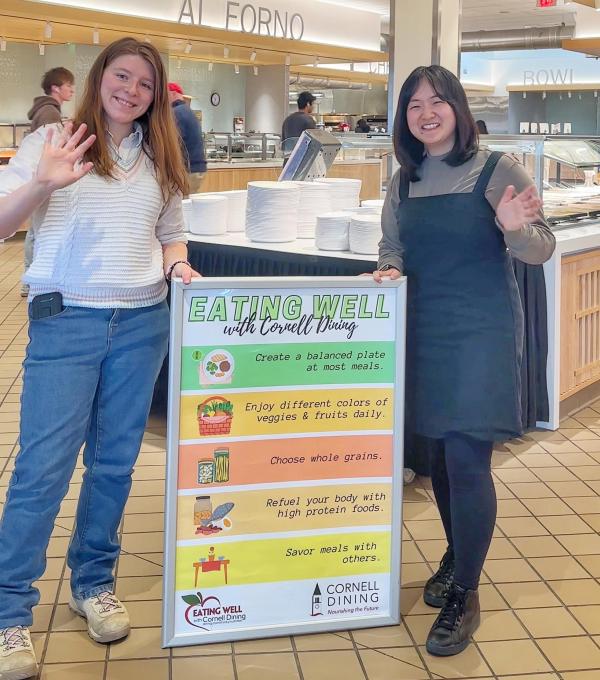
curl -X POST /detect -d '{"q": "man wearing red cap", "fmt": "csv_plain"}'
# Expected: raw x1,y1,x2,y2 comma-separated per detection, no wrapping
168,82,207,194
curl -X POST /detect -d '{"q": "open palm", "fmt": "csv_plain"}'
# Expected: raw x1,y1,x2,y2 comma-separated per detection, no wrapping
35,123,96,192
496,184,542,232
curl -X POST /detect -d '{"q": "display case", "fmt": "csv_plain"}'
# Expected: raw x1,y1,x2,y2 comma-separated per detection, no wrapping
483,134,600,229
481,135,600,426
0,122,30,165
203,132,281,162
333,132,393,190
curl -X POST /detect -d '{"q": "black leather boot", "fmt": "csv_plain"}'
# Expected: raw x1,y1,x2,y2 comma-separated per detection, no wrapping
423,548,454,607
425,584,480,656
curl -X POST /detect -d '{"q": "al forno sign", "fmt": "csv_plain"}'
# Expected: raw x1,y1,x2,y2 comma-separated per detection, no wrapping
37,0,382,51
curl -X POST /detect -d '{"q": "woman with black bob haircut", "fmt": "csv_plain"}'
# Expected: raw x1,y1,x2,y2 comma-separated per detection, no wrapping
375,65,555,657
393,65,478,182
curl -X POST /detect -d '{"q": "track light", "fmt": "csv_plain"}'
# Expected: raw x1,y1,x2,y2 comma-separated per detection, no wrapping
208,61,214,72
313,56,320,67
184,41,192,54
144,35,151,43
0,38,6,52
92,28,100,44
39,43,45,56
285,54,291,66
224,46,230,58
253,66,258,76
368,82,372,90
234,63,239,74
250,50,257,62
44,22,52,40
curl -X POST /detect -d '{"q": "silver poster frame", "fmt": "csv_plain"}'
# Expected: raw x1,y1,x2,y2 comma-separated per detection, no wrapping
162,276,407,647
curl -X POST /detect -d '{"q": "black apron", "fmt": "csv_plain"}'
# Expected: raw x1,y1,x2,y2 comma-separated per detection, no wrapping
398,151,523,442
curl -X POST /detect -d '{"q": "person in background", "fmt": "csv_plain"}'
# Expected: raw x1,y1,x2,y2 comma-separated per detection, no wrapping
28,67,75,132
282,91,316,149
0,37,196,680
168,82,206,195
374,65,554,657
476,119,488,134
22,67,76,297
355,118,371,133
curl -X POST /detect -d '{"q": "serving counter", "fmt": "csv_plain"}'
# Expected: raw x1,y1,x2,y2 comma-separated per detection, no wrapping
201,159,382,201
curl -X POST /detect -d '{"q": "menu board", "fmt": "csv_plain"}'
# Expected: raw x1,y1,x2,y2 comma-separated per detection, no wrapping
162,277,406,646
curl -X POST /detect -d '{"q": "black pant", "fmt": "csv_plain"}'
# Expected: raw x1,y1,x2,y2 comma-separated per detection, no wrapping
429,433,496,590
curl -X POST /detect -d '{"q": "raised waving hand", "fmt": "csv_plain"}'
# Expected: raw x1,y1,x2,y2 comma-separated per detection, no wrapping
35,122,96,192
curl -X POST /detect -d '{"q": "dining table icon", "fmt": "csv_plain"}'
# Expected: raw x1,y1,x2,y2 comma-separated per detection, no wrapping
193,554,230,586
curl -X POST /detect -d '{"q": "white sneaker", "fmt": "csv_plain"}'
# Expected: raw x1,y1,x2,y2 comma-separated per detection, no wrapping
0,626,38,680
69,591,130,643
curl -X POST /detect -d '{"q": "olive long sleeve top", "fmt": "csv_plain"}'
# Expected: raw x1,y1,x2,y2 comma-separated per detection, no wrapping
378,148,556,272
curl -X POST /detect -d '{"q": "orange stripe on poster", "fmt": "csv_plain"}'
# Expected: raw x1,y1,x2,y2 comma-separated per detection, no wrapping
177,435,393,489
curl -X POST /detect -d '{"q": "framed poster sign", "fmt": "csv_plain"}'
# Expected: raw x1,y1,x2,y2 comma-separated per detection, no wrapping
162,277,406,646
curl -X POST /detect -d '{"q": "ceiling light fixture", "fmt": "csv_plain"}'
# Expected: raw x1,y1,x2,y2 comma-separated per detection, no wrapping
39,43,45,56
285,54,291,66
313,56,320,67
253,66,258,76
234,63,240,74
44,22,52,40
0,37,6,52
368,82,372,90
184,41,192,54
250,50,257,62
208,61,214,71
224,46,230,58
92,28,100,44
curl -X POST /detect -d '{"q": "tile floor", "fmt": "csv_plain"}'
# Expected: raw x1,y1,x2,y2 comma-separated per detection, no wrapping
1,235,600,679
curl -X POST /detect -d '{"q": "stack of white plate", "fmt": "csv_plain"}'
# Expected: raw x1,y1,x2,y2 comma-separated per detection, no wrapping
181,199,192,232
296,182,332,238
349,214,382,255
347,206,381,216
315,177,362,211
246,181,300,242
221,190,247,232
361,198,385,210
189,194,228,235
315,212,352,251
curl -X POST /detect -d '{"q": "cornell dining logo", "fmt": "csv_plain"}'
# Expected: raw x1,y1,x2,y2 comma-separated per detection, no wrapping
182,592,246,629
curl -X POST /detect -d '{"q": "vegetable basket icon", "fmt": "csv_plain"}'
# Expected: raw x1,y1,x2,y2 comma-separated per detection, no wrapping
197,396,234,436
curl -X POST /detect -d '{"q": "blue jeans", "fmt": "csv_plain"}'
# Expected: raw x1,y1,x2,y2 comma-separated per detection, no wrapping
0,301,169,627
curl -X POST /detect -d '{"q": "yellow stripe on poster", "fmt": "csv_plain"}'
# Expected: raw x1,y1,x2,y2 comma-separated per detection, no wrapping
175,532,391,590
181,388,393,440
177,483,392,541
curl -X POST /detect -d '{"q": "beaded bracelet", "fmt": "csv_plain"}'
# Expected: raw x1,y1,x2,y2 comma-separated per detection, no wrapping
165,260,191,281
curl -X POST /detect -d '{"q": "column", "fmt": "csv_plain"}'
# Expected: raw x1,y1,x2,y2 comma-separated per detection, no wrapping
387,0,461,130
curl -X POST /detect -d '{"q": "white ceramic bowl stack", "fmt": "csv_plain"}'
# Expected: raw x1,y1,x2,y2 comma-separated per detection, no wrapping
349,214,382,255
296,182,333,238
221,190,248,232
315,212,352,251
181,199,192,232
315,177,362,211
189,194,228,235
246,181,300,242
